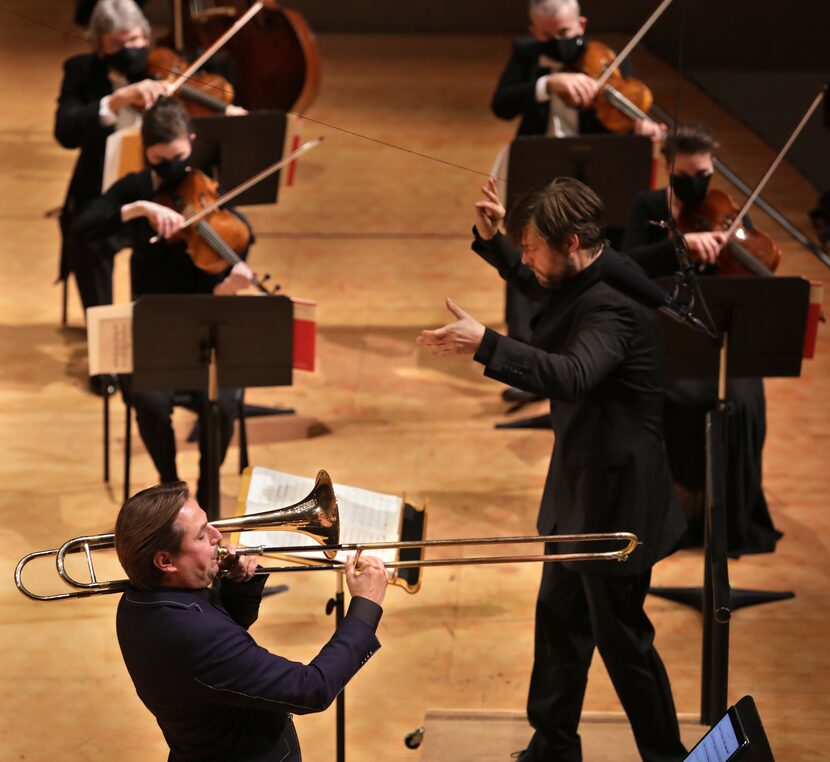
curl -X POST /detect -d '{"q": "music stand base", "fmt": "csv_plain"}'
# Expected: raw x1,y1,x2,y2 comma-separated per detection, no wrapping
261,584,290,598
649,585,795,612
495,414,551,430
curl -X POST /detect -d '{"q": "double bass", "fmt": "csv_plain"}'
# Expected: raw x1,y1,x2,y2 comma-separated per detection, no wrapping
180,0,321,113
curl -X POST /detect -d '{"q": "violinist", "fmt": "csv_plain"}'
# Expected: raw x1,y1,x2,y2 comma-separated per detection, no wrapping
622,124,727,273
491,0,662,140
71,98,257,508
55,0,247,330
56,0,166,328
622,124,782,556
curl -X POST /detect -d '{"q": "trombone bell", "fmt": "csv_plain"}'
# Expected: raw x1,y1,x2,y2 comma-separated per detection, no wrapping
212,469,340,559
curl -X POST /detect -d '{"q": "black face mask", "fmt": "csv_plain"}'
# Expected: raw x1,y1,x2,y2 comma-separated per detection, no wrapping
104,45,149,83
149,155,191,189
540,34,585,65
670,171,712,206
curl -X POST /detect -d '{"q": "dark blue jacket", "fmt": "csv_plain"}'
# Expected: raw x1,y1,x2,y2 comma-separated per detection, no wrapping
116,575,381,761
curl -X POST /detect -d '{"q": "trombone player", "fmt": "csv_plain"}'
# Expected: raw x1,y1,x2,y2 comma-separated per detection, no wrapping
114,481,388,762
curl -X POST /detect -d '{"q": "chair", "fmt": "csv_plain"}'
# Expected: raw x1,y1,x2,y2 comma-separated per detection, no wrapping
102,384,249,503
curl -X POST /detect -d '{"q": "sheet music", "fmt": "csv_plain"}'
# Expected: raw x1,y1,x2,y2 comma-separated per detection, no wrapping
86,303,134,375
239,467,402,567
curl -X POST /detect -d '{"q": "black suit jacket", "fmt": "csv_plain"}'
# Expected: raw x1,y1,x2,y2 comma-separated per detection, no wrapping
55,52,116,211
490,37,621,137
473,236,686,575
117,575,382,762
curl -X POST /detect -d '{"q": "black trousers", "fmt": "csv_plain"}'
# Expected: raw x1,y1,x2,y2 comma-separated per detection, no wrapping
663,377,780,556
130,388,238,507
525,557,686,762
63,227,121,313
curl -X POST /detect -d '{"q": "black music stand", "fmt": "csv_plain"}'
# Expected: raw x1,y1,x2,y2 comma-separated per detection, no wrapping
649,277,809,723
191,110,286,206
130,295,294,521
188,111,297,425
506,133,653,235
497,133,652,429
652,276,809,610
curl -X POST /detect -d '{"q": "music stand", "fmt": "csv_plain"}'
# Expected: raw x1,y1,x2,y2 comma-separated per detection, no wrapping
649,276,809,723
131,294,294,521
506,133,653,232
497,134,653,429
191,110,286,206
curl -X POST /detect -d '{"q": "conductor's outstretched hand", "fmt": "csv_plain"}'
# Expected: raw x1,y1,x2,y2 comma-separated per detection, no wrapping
345,553,388,606
417,298,485,357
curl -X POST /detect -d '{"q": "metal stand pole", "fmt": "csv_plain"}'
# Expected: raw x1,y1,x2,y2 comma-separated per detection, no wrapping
205,329,222,522
326,574,346,762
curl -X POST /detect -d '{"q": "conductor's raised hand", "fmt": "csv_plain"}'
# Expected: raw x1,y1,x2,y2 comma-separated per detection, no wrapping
474,176,506,240
416,298,485,357
345,553,387,606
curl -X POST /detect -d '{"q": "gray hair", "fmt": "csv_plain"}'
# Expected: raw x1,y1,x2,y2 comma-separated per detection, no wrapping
88,0,150,47
529,0,580,18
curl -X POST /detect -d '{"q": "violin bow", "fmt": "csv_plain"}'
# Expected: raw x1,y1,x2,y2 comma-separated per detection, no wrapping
149,136,325,244
592,0,675,91
168,1,265,97
723,86,827,242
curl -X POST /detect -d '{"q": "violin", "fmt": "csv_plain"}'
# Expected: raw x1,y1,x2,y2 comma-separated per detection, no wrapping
147,47,235,117
182,0,321,112
563,40,655,134
678,189,781,277
154,169,272,293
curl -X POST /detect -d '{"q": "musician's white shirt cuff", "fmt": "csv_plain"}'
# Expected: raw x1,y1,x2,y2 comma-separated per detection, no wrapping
99,95,118,126
535,75,551,103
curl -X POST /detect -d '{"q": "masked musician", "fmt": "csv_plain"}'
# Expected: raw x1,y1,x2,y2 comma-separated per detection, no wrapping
115,481,387,762
418,178,687,762
491,0,662,140
72,97,256,508
622,124,781,555
56,0,245,331
56,0,166,322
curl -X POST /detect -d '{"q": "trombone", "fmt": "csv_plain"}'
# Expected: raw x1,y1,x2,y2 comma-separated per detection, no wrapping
14,470,638,602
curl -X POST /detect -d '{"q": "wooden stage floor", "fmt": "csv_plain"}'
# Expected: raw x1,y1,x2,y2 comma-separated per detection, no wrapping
1,4,828,760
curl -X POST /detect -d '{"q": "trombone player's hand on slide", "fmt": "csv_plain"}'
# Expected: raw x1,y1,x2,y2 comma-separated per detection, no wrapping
345,554,388,606
417,298,485,357
219,544,259,583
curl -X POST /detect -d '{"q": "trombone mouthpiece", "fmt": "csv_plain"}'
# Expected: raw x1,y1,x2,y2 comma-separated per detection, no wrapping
216,544,265,562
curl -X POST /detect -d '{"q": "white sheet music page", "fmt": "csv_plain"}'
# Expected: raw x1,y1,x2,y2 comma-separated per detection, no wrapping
86,302,134,376
239,467,402,568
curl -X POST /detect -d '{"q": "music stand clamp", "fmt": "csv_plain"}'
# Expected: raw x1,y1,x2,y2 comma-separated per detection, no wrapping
649,276,810,723
132,294,294,521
